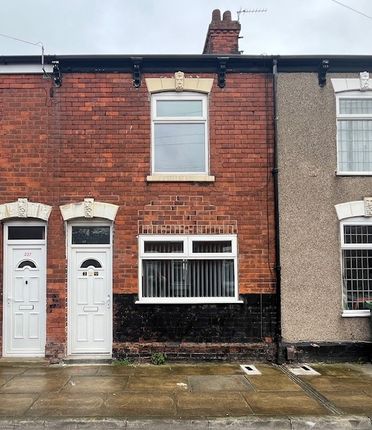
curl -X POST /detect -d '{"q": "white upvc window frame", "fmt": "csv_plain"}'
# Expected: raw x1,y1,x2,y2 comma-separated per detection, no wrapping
336,91,372,175
151,92,209,176
137,234,241,304
340,217,372,317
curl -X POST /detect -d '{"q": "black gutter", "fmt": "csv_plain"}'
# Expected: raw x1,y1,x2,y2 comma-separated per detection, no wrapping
272,58,283,364
2,54,372,73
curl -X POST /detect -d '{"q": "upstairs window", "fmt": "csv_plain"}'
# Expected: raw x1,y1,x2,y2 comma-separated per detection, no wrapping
341,220,372,313
151,92,208,174
337,93,372,174
138,235,238,304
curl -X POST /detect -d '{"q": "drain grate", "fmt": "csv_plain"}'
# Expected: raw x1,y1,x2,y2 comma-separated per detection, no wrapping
240,364,262,375
275,364,343,415
287,364,320,376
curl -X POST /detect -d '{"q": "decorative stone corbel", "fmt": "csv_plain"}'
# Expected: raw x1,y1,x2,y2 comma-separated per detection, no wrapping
175,71,185,91
364,197,372,216
84,198,94,218
360,71,370,91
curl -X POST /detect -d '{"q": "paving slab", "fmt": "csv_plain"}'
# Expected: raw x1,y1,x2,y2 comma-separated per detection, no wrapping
320,392,372,414
245,374,303,392
188,375,253,392
105,393,176,417
170,364,242,376
0,367,27,376
96,365,136,376
0,375,69,393
0,394,37,417
311,364,366,378
127,375,189,392
176,392,252,417
23,366,100,377
242,392,328,416
26,393,105,417
304,376,368,393
132,366,174,377
62,376,128,393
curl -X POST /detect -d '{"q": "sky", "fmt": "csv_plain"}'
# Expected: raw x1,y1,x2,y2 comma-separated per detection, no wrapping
0,0,372,56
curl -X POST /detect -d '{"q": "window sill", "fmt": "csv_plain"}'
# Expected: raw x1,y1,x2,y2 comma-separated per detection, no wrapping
146,174,215,183
342,310,370,318
336,172,372,176
135,298,243,305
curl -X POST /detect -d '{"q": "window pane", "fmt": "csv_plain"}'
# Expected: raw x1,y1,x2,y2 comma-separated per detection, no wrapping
338,120,372,171
142,259,235,298
340,99,372,114
344,225,372,244
342,249,372,310
157,100,203,117
72,226,110,244
144,241,183,253
8,226,45,240
154,123,205,172
192,240,232,253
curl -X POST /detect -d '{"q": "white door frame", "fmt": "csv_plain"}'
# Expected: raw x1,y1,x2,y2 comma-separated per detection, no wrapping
67,219,113,357
3,220,47,357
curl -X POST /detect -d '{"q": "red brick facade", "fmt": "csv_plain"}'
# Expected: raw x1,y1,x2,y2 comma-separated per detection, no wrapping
0,69,275,359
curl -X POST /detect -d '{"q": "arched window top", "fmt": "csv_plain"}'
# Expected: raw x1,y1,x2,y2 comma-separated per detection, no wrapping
80,259,102,269
18,260,37,269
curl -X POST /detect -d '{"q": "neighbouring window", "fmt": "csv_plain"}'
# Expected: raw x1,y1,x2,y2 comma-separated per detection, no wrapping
337,93,372,173
341,221,372,311
138,235,238,303
151,92,208,174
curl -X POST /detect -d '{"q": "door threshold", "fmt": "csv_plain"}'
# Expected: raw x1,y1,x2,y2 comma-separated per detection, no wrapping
0,357,49,367
64,355,112,365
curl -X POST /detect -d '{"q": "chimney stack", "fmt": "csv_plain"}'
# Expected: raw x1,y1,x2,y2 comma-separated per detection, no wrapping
203,9,241,55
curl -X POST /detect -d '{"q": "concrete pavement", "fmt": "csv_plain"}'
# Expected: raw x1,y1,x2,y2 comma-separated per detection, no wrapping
0,361,371,428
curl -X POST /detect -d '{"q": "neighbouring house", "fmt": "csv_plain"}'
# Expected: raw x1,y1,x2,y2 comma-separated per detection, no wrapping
277,58,372,361
0,10,277,362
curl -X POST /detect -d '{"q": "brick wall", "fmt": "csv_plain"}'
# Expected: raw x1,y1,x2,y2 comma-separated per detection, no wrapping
0,71,275,356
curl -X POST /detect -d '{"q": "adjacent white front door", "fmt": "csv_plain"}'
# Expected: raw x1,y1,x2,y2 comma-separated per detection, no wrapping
3,223,46,357
68,223,112,356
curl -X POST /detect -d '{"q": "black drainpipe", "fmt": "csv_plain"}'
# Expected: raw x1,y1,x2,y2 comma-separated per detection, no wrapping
272,58,283,364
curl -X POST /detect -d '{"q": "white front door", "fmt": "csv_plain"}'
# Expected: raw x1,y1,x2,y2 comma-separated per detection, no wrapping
4,224,46,357
68,224,112,356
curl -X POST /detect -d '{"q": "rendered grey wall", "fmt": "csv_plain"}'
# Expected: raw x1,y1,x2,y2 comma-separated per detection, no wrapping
278,73,371,342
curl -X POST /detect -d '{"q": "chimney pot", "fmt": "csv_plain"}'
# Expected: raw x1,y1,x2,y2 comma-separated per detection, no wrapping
212,9,221,22
222,11,232,21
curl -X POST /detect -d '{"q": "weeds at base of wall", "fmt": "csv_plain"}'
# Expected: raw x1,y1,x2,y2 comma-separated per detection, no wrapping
151,352,167,365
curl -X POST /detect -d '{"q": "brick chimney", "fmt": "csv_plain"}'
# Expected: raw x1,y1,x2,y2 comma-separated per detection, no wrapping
203,9,241,55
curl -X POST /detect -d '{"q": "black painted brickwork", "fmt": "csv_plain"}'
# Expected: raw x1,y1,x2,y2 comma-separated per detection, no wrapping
113,294,277,343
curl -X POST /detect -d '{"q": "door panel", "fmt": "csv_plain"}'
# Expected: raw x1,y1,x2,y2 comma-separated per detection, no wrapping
70,250,111,354
5,246,46,355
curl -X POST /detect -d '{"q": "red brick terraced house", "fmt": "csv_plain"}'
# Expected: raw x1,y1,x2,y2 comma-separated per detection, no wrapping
0,10,277,362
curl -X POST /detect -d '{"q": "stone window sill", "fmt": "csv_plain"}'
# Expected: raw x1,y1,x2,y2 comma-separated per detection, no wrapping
146,174,215,183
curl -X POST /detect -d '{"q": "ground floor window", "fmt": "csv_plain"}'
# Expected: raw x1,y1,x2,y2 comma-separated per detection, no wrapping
138,235,238,303
341,220,372,311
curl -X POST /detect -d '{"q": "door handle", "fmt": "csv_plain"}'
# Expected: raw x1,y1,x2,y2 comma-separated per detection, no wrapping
106,294,111,310
7,297,12,305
